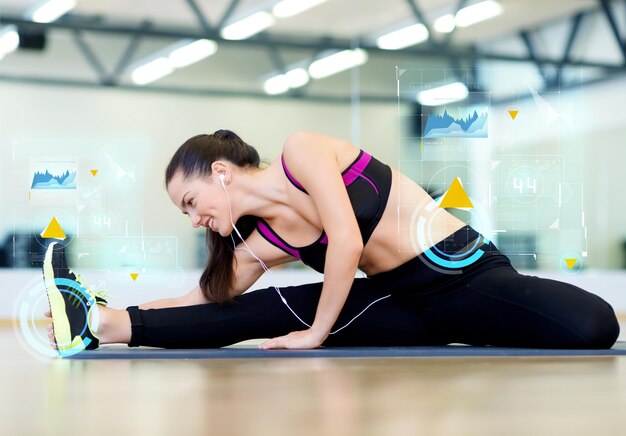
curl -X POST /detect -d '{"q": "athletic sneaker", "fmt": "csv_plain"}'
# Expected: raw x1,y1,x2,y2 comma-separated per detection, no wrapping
42,242,111,354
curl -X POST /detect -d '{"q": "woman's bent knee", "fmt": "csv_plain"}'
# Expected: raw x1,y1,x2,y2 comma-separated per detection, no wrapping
577,300,620,349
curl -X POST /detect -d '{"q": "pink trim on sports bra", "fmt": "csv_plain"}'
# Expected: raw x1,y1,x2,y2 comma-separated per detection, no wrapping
280,154,306,192
256,217,328,258
281,149,370,194
341,153,379,195
256,219,301,259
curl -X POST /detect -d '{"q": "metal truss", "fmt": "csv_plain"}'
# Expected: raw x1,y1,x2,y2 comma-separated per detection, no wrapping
0,0,625,104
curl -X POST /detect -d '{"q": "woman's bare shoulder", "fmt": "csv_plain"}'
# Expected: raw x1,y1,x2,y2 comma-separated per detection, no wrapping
281,131,361,170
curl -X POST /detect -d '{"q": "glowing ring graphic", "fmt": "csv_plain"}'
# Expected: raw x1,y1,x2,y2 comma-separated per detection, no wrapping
409,195,492,272
53,278,99,357
559,253,582,274
15,277,99,359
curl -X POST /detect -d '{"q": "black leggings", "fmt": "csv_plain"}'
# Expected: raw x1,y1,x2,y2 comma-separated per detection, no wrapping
125,227,621,349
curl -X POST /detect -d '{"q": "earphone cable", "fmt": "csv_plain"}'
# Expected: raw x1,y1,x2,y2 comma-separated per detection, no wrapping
220,176,391,335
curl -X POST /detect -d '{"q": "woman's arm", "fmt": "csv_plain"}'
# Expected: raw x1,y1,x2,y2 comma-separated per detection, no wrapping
308,241,362,337
260,131,364,349
228,227,298,297
139,229,296,309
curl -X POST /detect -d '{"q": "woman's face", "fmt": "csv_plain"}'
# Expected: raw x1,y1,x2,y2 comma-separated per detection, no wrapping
167,170,230,235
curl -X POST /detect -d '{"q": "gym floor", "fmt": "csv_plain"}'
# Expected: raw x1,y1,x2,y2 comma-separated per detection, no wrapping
1,320,625,436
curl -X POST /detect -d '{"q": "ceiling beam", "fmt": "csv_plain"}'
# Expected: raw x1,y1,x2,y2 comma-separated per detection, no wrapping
405,0,435,43
599,0,626,64
519,30,550,87
1,66,620,108
71,29,112,85
185,0,214,35
552,12,585,88
217,0,242,30
0,72,398,104
111,20,151,82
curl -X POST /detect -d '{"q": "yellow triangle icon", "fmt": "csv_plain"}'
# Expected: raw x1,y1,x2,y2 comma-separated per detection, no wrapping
90,169,98,176
508,110,519,120
130,273,139,282
564,258,577,270
439,177,473,209
41,216,67,240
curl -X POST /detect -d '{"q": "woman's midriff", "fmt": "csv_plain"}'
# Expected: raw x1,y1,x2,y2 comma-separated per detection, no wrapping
358,168,466,276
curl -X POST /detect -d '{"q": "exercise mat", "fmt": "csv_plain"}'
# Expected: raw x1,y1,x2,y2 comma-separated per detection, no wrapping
66,341,626,359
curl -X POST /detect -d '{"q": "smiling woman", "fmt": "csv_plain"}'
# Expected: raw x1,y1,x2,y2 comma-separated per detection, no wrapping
165,130,265,305
43,129,621,353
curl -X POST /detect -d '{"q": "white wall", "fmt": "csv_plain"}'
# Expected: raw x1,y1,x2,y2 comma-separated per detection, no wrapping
2,70,626,275
2,268,625,320
0,81,400,270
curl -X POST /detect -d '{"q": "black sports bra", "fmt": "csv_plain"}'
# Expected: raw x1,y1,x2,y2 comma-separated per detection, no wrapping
256,149,392,273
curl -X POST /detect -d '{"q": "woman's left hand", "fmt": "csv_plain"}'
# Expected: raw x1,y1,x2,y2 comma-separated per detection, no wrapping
259,329,328,350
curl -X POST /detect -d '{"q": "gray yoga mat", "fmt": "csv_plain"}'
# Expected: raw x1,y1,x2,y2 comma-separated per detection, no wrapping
66,341,626,359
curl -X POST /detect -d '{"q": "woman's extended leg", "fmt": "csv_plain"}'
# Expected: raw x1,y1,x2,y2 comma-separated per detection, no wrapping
121,279,448,349
44,279,448,349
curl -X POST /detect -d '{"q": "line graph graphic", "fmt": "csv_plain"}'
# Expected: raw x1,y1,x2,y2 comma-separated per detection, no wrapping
30,160,78,190
31,170,77,189
423,107,489,138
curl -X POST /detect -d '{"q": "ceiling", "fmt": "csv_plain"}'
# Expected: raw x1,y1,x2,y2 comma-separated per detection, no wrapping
0,0,599,42
0,0,622,103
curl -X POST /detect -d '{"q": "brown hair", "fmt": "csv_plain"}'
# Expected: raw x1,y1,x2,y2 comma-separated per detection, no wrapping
165,130,261,304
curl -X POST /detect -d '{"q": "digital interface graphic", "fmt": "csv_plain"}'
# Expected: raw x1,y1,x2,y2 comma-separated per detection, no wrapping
12,274,101,359
423,107,489,138
31,170,77,190
13,141,185,279
11,140,187,357
397,67,585,273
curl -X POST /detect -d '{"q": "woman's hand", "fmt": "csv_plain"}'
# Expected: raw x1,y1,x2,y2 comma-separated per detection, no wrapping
259,328,328,350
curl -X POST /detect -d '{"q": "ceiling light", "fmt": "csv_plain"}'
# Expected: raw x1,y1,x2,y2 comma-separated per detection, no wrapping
417,82,469,106
29,0,77,23
272,0,328,18
433,1,502,33
0,26,20,56
131,58,174,85
221,11,275,40
308,49,368,79
285,68,309,88
168,39,218,68
376,23,429,50
263,67,310,95
455,0,502,28
263,74,290,95
129,38,218,85
434,14,455,33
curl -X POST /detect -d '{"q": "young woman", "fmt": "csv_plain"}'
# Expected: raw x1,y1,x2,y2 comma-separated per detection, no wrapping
44,130,620,352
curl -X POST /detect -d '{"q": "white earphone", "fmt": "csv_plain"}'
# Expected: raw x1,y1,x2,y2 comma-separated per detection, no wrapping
217,169,390,335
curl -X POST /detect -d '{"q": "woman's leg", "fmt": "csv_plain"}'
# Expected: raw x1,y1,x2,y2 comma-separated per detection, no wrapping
369,225,621,349
395,264,621,349
122,279,448,349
